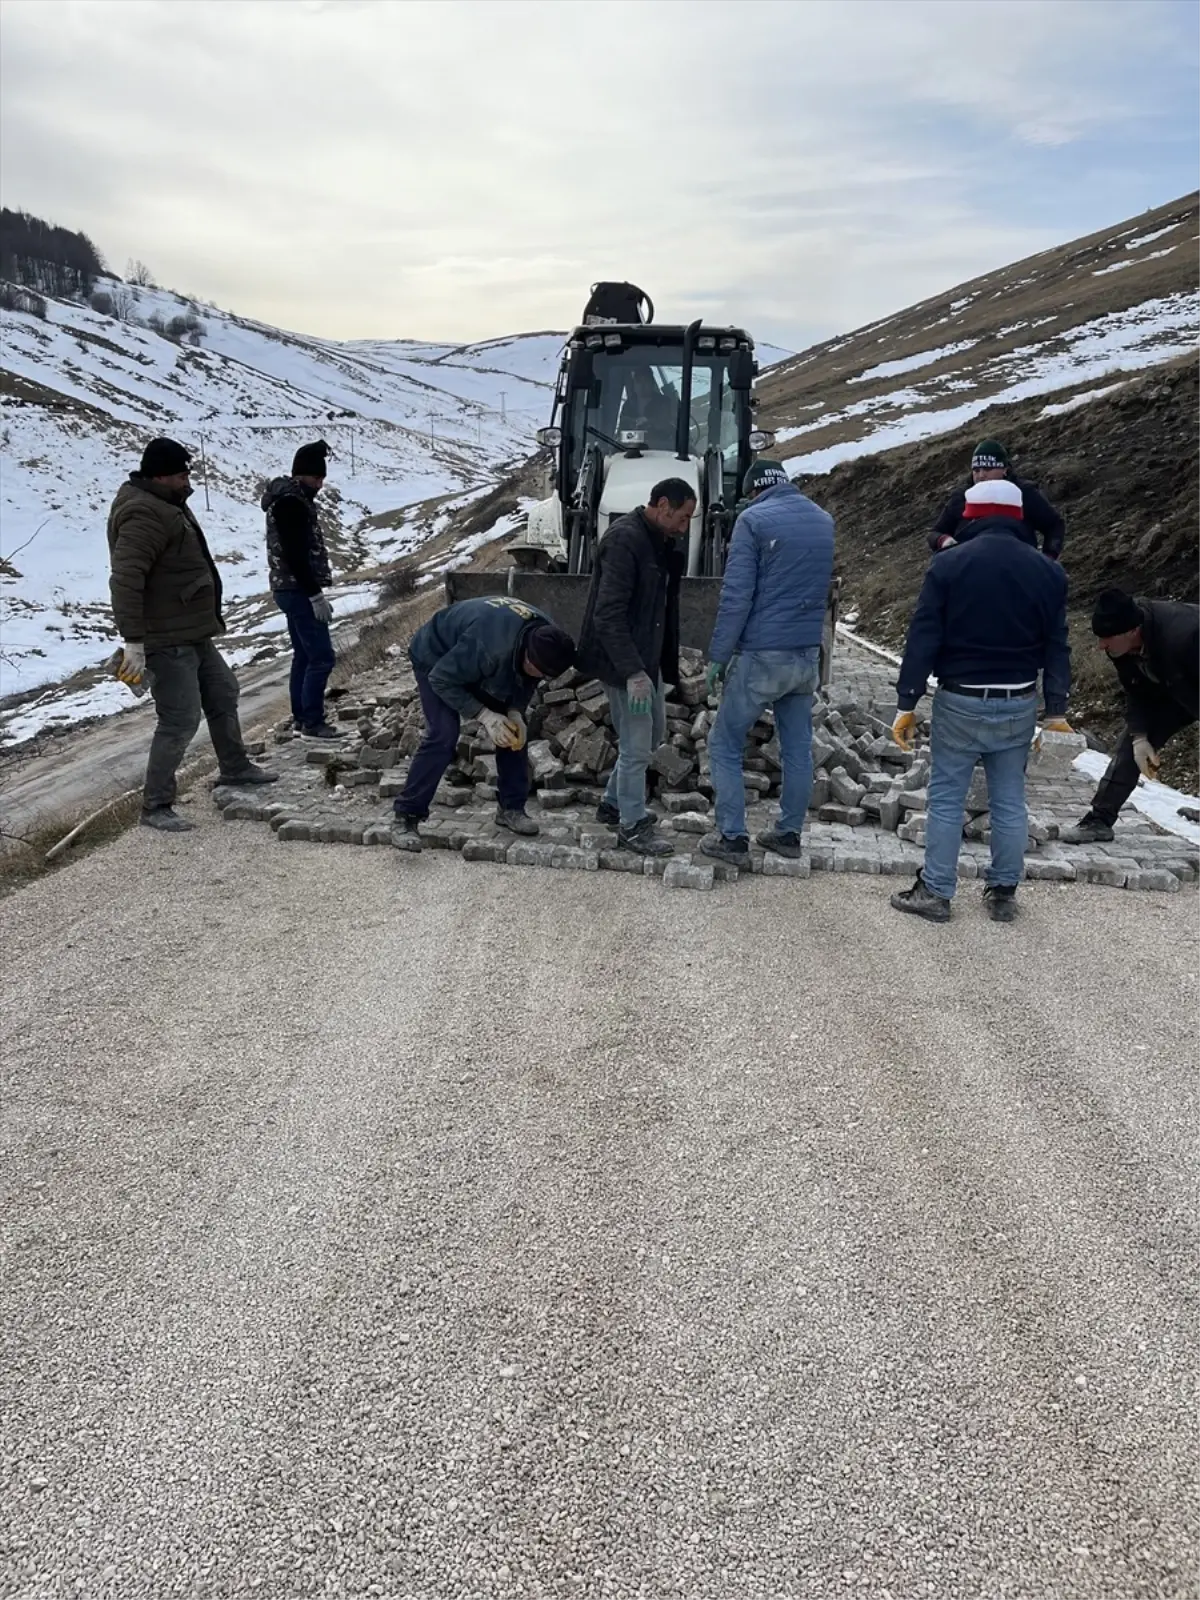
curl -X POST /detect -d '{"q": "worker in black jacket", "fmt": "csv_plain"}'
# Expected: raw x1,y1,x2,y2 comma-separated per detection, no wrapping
263,440,339,738
930,438,1065,559
1062,588,1199,843
891,505,1071,924
576,478,691,856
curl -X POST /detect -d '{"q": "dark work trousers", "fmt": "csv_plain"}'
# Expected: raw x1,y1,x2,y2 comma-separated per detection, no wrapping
1091,699,1196,823
143,640,249,809
394,667,529,819
274,588,336,729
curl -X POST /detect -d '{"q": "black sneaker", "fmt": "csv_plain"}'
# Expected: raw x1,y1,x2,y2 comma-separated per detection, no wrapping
1060,811,1114,844
699,831,751,869
140,807,196,833
595,799,620,827
219,764,280,786
390,813,424,852
496,807,538,837
617,816,674,858
300,721,346,740
756,826,802,859
889,871,952,923
983,885,1018,923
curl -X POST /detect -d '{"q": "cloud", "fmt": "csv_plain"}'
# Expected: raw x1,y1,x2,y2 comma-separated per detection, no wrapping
1,0,1195,347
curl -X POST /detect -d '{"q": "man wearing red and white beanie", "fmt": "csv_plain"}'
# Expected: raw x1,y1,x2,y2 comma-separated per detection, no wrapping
929,438,1065,558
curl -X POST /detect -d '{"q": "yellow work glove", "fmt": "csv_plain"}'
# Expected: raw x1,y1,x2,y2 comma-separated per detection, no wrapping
891,710,917,752
1133,736,1160,780
1042,718,1073,734
505,708,528,752
116,641,146,685
478,709,523,751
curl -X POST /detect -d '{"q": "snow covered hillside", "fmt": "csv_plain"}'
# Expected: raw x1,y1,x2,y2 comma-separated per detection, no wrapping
758,191,1199,475
0,284,568,712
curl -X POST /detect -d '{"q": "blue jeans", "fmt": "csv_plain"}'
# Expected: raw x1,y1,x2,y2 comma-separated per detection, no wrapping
395,668,529,819
923,689,1037,900
708,647,821,838
603,677,666,829
274,588,335,729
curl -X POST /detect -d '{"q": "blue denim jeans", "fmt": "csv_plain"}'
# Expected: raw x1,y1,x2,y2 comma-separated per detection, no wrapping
603,677,666,829
274,588,335,729
708,647,821,838
923,689,1038,900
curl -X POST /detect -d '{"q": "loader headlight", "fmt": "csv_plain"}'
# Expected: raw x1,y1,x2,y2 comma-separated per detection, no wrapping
603,333,622,348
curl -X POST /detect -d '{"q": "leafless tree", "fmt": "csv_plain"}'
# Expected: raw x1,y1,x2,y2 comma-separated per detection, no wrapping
126,258,156,288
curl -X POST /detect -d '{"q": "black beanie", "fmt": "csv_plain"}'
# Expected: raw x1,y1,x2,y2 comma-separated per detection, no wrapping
971,438,1011,472
292,439,329,477
140,437,191,477
525,623,576,679
743,460,791,495
1091,588,1143,637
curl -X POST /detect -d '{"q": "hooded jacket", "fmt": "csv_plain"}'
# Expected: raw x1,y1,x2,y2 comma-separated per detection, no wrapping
263,477,332,596
107,475,224,647
409,596,551,718
708,482,835,663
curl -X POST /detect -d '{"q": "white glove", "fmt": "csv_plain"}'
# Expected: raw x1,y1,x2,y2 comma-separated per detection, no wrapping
478,708,522,750
505,708,528,752
1133,736,1160,781
310,592,334,624
117,641,146,683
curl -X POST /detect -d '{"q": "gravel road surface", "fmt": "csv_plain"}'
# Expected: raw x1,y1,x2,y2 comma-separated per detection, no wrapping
1,812,1196,1599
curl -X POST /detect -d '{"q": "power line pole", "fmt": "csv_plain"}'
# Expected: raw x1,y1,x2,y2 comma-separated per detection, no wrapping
499,391,507,423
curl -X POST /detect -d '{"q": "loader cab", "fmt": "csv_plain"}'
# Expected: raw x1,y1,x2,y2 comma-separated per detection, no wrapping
541,323,766,576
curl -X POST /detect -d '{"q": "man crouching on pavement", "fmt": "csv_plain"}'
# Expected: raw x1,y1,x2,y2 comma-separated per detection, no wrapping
889,483,1072,923
390,598,576,851
109,437,278,832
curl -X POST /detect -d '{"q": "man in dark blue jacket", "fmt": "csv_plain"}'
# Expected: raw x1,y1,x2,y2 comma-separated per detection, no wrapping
890,518,1071,922
929,438,1064,559
264,439,340,739
391,597,576,851
701,462,835,867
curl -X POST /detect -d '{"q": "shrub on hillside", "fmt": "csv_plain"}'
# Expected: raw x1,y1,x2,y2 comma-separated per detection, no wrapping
380,558,419,605
89,289,114,316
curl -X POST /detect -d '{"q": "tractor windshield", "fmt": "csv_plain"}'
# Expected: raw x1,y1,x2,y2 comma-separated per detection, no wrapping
564,347,741,486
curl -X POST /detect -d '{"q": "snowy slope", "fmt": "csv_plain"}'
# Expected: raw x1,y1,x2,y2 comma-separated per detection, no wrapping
758,191,1199,476
0,286,566,708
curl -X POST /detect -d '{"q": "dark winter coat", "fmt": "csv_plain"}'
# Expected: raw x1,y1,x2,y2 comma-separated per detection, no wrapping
897,527,1071,716
708,483,835,662
409,596,551,718
576,509,685,687
1113,598,1199,736
107,476,225,647
930,475,1065,558
263,477,332,596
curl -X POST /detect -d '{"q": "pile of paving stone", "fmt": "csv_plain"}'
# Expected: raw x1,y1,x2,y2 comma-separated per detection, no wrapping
212,638,1198,893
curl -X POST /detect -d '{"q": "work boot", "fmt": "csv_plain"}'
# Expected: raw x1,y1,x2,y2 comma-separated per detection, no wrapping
496,807,539,837
219,764,280,786
756,826,803,859
1060,811,1114,844
140,807,196,833
983,884,1019,923
889,871,952,923
300,721,345,740
390,813,424,852
617,815,674,857
595,799,620,827
699,831,751,869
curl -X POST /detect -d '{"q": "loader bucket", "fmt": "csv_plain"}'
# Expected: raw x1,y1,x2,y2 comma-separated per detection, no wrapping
443,570,839,685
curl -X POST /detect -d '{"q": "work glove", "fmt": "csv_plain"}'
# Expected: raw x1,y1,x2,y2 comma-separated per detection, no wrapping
1133,735,1160,781
891,710,917,752
705,661,726,695
478,708,523,751
934,536,957,551
116,641,146,685
626,672,654,716
504,708,528,752
310,592,334,625
1042,717,1074,733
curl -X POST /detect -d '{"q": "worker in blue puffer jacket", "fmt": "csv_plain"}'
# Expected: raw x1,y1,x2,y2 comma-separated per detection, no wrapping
702,462,835,869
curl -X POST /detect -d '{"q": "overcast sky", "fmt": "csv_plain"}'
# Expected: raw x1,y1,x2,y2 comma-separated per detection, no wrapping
2,0,1196,351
